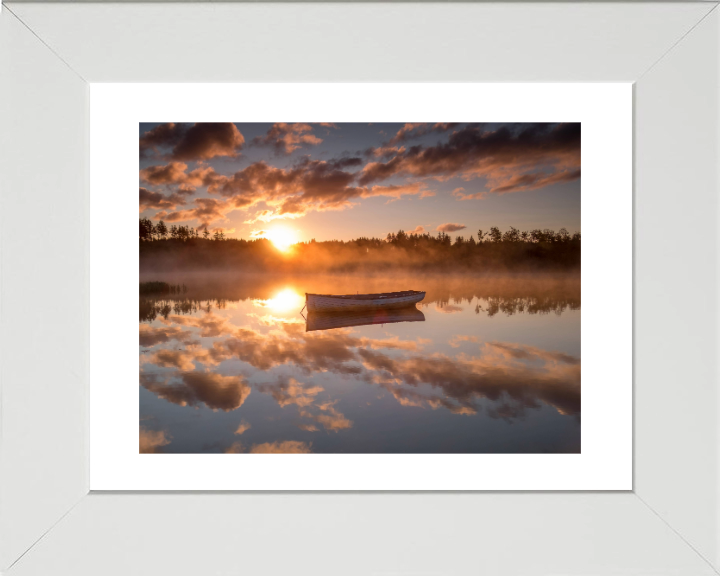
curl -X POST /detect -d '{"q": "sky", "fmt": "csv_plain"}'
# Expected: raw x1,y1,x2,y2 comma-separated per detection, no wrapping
139,122,580,242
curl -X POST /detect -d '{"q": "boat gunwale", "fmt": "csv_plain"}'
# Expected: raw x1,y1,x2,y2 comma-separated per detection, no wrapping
306,290,424,301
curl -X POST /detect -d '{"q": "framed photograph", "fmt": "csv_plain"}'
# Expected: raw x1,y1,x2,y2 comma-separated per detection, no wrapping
90,83,630,491
2,2,718,575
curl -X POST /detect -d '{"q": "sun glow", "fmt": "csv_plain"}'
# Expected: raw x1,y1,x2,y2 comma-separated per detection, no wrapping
256,288,305,312
264,227,298,252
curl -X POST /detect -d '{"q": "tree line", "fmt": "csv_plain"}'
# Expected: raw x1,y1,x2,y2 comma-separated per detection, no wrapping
140,218,225,242
139,219,581,272
386,226,579,247
140,218,579,247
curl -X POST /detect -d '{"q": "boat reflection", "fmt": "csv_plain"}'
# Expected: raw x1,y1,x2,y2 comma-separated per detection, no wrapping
305,306,425,332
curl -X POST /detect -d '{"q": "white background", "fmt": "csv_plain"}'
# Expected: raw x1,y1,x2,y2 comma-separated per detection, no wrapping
90,83,632,491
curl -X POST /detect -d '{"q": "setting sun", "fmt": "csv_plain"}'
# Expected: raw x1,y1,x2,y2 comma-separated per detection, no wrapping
265,227,298,252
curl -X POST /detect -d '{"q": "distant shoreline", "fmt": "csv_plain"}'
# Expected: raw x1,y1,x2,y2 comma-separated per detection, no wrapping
140,226,581,274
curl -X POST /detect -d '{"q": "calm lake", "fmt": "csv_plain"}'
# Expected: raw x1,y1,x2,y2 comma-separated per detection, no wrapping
139,273,580,454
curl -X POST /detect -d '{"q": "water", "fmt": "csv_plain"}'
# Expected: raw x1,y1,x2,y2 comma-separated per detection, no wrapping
139,273,580,454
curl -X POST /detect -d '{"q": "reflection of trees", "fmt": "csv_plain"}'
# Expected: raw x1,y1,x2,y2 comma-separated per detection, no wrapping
476,296,580,317
140,298,227,322
139,272,580,321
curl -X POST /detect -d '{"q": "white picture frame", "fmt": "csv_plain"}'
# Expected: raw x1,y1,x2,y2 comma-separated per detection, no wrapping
1,2,718,574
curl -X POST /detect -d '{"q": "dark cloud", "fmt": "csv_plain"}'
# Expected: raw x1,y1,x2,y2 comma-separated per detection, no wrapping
173,123,245,161
139,123,185,158
139,186,194,212
139,123,244,161
359,123,580,193
437,223,466,233
140,370,251,412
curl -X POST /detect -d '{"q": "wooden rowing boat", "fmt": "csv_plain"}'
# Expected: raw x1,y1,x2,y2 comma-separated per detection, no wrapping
305,290,425,312
306,307,425,332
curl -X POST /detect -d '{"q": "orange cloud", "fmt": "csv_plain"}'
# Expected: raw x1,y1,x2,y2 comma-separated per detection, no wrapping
249,440,312,454
437,223,466,233
139,323,197,347
139,427,171,453
257,376,324,408
234,420,252,435
299,400,353,432
252,123,323,154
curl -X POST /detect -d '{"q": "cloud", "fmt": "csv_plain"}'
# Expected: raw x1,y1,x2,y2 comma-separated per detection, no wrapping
162,312,234,338
139,186,194,212
173,123,245,160
140,162,191,185
139,427,171,453
140,162,227,192
140,371,251,412
408,225,425,235
359,123,580,195
486,341,580,366
297,423,319,432
216,158,427,222
257,376,324,408
234,420,252,435
388,122,460,145
253,123,323,154
299,401,353,432
154,197,235,227
140,123,245,161
358,342,580,419
141,308,580,421
437,223,466,233
225,441,244,453
249,440,312,454
366,145,406,159
139,123,185,158
139,324,197,347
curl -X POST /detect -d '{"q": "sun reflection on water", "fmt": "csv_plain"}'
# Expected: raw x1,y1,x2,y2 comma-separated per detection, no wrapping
254,288,305,312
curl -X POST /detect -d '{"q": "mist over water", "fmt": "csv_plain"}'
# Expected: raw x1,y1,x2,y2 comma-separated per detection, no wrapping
139,272,580,454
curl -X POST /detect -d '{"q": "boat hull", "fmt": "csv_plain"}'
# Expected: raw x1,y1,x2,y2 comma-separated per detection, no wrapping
306,291,425,312
306,307,425,332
